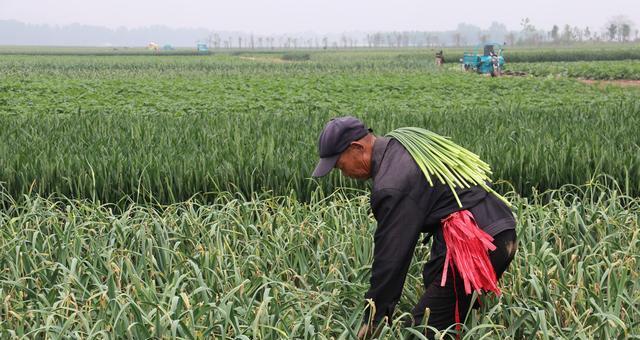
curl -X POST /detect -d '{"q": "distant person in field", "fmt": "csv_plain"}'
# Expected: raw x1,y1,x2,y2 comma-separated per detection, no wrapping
312,116,518,339
435,50,445,66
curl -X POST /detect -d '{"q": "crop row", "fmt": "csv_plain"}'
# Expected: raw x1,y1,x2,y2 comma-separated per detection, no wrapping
335,45,640,63
2,44,639,63
506,60,640,80
0,181,637,339
1,55,639,203
1,102,639,204
503,47,640,63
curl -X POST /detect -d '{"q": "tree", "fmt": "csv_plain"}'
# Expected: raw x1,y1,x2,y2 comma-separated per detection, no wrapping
584,27,591,41
487,21,507,42
395,32,403,47
456,23,482,47
401,32,409,47
574,26,583,42
479,33,489,44
621,24,631,42
340,34,348,48
206,33,214,48
550,25,559,42
373,33,382,47
607,24,617,41
425,33,432,47
453,32,462,47
520,18,538,44
561,24,573,43
605,15,635,42
431,35,440,47
505,32,516,46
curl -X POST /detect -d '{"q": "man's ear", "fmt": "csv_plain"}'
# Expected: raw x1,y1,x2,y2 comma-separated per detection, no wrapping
350,141,365,150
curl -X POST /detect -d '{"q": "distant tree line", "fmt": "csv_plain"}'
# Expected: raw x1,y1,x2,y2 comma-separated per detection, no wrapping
203,16,637,49
0,16,636,48
545,16,636,44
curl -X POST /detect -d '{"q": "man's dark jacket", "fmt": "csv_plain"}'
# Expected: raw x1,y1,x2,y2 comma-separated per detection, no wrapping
364,136,516,323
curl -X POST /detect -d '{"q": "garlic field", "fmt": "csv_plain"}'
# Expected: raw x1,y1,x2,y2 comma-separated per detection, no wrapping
0,47,639,339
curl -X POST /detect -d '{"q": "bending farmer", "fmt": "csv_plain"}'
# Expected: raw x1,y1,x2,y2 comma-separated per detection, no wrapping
311,116,518,338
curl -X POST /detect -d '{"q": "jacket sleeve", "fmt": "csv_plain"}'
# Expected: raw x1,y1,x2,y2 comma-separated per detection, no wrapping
363,188,426,324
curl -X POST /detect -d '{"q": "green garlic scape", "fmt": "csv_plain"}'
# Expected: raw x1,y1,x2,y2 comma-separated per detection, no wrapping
386,127,510,208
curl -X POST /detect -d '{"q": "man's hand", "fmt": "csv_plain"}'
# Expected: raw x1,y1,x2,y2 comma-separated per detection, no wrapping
357,324,370,339
358,323,382,339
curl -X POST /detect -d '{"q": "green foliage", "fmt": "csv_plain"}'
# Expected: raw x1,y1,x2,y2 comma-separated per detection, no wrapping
0,182,637,338
507,60,640,80
2,44,640,63
1,54,639,203
281,52,311,61
376,45,640,63
0,48,639,339
503,47,640,63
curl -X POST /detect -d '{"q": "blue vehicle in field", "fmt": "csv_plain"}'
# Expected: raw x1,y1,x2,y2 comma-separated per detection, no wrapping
196,43,209,54
461,43,504,76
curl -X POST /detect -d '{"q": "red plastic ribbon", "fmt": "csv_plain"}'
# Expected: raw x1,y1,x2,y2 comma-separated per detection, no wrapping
440,210,501,338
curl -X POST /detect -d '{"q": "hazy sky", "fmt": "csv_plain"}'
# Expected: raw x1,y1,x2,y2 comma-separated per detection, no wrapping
1,0,638,33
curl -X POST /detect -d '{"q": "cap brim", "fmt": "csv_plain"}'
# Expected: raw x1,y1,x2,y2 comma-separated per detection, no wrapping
312,154,340,177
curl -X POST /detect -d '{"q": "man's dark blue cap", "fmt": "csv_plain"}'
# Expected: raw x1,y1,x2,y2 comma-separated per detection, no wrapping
312,116,372,177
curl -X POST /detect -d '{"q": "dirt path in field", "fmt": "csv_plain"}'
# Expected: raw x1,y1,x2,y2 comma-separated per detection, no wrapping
239,56,288,63
578,79,640,87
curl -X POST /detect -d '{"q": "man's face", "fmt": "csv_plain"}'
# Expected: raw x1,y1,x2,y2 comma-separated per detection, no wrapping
335,142,370,180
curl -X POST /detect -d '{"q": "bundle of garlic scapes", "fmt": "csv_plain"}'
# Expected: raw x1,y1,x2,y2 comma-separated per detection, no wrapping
386,127,510,208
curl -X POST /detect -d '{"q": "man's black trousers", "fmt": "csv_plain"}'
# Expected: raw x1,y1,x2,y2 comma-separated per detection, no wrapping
409,229,518,337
